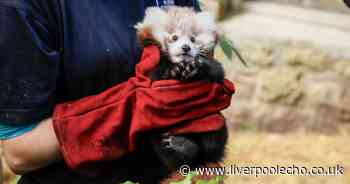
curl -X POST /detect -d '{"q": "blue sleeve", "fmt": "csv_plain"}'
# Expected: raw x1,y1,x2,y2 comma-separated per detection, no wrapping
0,4,60,126
0,122,40,140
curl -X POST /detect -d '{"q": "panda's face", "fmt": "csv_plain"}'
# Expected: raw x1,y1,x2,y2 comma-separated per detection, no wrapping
165,31,199,63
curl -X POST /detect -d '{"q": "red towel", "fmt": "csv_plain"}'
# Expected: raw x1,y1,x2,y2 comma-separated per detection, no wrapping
53,45,235,173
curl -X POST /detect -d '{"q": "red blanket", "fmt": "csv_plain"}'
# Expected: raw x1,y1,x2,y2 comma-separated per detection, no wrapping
53,45,235,173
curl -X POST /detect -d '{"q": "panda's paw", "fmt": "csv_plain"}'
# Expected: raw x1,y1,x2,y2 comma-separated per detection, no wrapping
180,58,202,80
160,135,176,149
160,134,199,161
168,64,184,79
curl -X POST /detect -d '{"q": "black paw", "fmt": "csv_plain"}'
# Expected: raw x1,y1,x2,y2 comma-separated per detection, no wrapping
168,64,184,79
164,57,202,80
175,58,202,80
160,134,199,162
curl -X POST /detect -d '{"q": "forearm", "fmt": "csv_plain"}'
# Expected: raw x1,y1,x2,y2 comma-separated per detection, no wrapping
2,118,62,174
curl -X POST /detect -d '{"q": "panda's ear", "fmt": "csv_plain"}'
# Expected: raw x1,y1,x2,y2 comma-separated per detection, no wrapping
142,7,169,29
134,7,170,46
135,25,156,45
135,23,170,47
145,7,168,19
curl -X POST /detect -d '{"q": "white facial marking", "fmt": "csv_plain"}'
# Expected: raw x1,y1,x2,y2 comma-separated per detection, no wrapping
165,32,199,63
135,7,219,63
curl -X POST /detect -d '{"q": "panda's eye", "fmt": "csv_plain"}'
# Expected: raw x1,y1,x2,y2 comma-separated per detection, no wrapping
172,35,178,41
190,36,196,43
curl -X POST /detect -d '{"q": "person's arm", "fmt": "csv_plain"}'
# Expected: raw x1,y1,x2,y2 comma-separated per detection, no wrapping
2,119,62,174
0,4,61,174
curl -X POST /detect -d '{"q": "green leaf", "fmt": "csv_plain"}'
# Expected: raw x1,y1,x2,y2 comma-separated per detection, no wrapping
119,173,224,184
120,181,139,184
196,176,225,184
231,44,248,67
170,172,197,184
219,37,233,60
219,36,248,67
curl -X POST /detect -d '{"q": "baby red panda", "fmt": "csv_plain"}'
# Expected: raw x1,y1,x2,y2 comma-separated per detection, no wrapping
135,7,225,83
134,6,228,182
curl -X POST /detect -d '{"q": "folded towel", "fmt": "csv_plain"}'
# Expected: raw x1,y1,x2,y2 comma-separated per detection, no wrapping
53,45,235,174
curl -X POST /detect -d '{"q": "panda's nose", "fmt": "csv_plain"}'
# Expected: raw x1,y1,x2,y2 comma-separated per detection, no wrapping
182,45,191,53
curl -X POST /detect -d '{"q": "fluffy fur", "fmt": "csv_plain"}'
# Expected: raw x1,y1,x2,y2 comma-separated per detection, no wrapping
131,7,228,184
136,7,224,82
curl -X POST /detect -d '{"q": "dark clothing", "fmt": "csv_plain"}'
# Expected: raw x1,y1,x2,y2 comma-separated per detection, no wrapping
0,0,200,125
0,0,199,183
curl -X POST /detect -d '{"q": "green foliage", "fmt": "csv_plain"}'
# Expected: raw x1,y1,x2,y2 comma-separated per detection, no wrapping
197,0,246,66
169,172,224,184
170,172,197,184
120,172,224,184
120,181,139,184
219,37,233,60
219,35,248,67
197,176,225,184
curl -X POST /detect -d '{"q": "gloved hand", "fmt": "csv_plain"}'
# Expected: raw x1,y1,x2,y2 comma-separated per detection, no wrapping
53,45,235,175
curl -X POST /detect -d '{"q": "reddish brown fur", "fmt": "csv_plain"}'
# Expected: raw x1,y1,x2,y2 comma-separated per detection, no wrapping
137,26,155,44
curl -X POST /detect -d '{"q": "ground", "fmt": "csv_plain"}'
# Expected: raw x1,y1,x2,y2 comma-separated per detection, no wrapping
224,132,350,184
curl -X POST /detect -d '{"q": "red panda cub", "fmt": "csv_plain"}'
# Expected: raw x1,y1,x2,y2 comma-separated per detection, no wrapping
134,6,227,177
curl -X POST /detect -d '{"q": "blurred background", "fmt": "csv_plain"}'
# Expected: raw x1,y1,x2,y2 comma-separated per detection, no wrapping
211,0,350,183
2,0,350,184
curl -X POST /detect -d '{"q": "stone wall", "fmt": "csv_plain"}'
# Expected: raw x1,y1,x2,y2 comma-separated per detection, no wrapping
221,41,350,134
